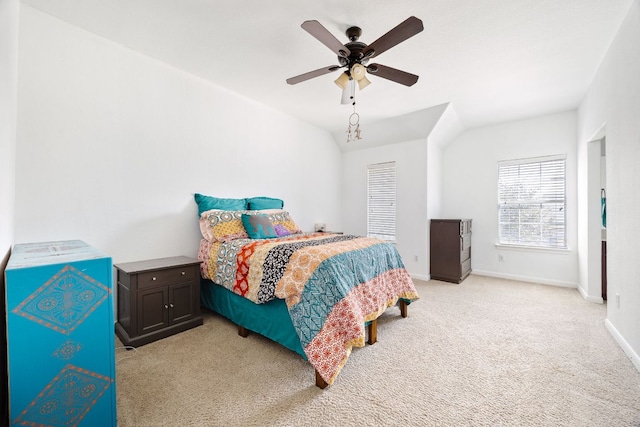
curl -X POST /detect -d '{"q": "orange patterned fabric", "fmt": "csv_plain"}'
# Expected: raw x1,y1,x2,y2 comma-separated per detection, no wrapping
199,233,331,302
275,237,382,305
307,268,418,385
234,240,267,296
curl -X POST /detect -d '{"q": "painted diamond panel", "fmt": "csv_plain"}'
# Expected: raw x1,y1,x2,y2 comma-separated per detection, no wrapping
13,364,113,427
52,340,83,361
12,265,110,335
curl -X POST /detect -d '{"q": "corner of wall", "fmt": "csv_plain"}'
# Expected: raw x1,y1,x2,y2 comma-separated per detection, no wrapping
1,247,11,426
427,103,466,149
605,318,640,373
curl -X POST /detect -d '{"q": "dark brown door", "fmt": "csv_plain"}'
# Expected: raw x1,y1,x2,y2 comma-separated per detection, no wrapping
138,287,169,335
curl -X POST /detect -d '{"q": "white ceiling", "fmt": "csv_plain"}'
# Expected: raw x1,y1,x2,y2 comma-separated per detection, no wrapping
22,0,634,144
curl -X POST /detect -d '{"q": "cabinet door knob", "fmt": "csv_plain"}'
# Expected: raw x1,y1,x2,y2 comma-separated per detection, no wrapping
169,303,174,308
181,271,186,276
152,277,157,281
164,304,168,309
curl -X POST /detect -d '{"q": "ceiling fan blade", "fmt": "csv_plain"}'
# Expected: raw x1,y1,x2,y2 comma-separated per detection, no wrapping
286,65,341,85
301,20,351,58
363,16,424,59
367,64,419,86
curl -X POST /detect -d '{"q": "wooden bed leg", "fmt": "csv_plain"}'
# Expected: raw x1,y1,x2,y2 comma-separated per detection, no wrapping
315,370,328,389
237,325,249,337
367,319,378,345
399,299,408,318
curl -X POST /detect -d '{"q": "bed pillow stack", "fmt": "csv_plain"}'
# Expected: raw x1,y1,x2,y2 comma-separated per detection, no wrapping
195,193,300,242
194,193,248,216
199,209,302,242
246,196,284,210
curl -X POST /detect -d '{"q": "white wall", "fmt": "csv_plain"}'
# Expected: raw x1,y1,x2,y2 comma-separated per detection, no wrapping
578,0,640,370
341,103,465,281
425,103,466,277
1,1,19,423
342,139,429,280
14,6,342,264
441,111,579,287
0,0,18,255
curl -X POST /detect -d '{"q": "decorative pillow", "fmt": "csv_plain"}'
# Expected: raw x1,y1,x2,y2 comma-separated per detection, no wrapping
194,193,248,216
199,209,302,242
247,196,284,210
273,224,291,237
199,210,251,242
269,211,302,235
241,214,277,239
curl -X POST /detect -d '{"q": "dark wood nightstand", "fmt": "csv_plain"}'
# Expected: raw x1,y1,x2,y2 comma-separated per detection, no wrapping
115,256,203,347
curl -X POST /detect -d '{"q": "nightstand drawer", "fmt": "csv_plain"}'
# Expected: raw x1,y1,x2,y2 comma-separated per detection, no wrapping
138,266,196,288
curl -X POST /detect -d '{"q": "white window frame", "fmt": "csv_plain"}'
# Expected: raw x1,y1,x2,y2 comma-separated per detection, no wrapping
367,161,396,242
497,154,567,249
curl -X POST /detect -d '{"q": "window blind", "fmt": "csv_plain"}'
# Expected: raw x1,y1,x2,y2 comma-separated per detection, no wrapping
497,155,566,249
367,161,396,242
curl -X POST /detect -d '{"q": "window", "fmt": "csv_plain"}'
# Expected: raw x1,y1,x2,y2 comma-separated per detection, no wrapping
497,155,566,249
367,161,396,242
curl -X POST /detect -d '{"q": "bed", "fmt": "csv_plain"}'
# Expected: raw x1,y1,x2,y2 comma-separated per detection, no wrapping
196,203,419,387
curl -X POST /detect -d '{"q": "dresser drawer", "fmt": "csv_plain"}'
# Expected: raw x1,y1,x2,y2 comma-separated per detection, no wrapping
461,258,471,276
138,266,196,288
460,220,472,236
460,235,471,262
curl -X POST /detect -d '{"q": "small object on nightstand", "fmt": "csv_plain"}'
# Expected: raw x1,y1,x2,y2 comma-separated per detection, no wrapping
114,256,203,347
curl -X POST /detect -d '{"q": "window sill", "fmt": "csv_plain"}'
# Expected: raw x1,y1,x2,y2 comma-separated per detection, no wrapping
494,243,570,254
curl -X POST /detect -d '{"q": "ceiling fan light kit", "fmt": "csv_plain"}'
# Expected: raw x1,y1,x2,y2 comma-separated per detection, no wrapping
340,79,356,105
350,64,371,90
334,72,351,89
357,76,371,91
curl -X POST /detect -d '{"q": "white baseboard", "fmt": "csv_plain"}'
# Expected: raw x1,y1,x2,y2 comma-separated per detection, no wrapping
576,284,604,304
605,318,640,373
411,273,430,282
472,269,578,289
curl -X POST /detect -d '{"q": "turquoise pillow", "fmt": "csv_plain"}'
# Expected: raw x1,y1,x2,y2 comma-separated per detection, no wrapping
194,193,248,216
247,196,284,210
241,214,277,239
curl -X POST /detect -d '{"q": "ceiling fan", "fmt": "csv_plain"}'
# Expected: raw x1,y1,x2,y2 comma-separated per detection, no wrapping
286,16,424,92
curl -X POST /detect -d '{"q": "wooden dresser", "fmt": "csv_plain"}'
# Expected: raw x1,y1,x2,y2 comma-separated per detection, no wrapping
430,219,472,283
4,240,116,426
115,256,202,347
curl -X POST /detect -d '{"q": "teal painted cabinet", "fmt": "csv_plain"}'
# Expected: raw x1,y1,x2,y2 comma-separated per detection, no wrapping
4,240,116,426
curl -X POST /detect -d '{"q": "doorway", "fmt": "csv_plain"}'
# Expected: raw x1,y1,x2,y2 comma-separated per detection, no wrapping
600,139,607,300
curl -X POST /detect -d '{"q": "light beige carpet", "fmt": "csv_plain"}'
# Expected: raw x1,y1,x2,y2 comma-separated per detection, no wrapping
115,275,640,426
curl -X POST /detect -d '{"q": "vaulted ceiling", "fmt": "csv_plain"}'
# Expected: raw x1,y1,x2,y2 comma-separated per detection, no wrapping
22,0,634,146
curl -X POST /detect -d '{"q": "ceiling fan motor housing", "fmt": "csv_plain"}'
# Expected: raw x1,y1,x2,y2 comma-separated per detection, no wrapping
339,27,372,71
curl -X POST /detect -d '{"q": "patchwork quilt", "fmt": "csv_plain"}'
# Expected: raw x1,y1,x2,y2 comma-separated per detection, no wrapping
199,232,419,385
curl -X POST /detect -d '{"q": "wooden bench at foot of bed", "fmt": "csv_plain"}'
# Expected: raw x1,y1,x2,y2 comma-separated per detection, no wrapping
236,299,410,389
